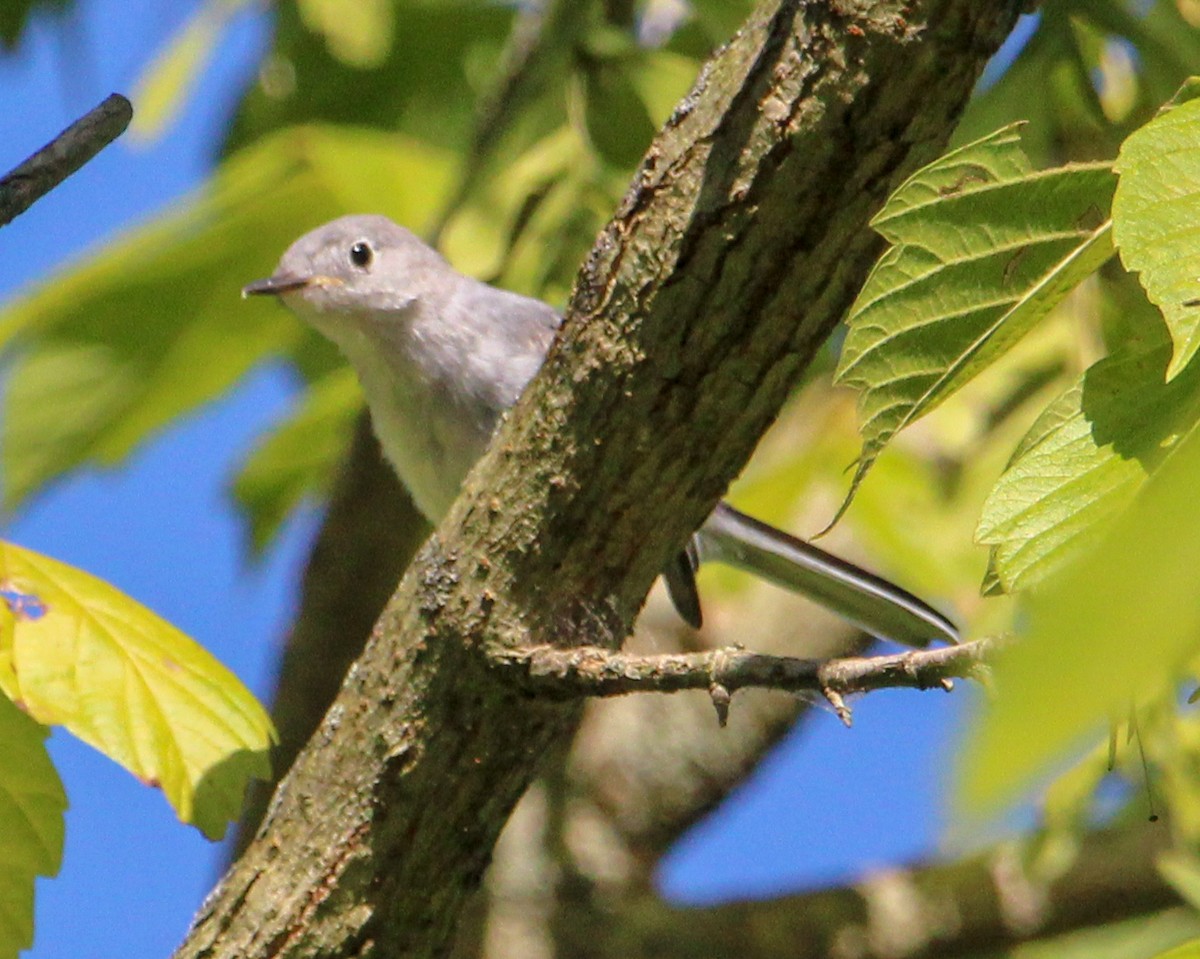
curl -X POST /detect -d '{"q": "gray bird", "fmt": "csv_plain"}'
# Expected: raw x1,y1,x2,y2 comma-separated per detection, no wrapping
244,214,958,647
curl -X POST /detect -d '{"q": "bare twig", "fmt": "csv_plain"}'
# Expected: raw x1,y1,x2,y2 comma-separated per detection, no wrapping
0,93,132,228
488,637,1000,725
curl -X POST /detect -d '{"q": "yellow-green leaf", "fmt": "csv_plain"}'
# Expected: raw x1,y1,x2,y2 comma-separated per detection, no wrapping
130,0,250,140
835,124,1115,514
298,0,395,69
626,49,700,126
439,126,588,291
977,326,1200,592
958,419,1200,814
1113,84,1200,378
0,540,274,839
0,124,456,508
1159,851,1200,913
0,692,65,959
688,0,755,43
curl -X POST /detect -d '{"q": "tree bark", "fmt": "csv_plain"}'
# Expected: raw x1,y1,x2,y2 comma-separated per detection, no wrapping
176,2,1025,956
234,414,428,855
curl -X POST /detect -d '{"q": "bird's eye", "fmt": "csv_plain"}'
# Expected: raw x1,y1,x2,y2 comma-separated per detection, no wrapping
349,240,374,269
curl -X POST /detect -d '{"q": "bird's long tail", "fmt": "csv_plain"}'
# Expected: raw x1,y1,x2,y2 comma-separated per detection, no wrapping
681,502,959,648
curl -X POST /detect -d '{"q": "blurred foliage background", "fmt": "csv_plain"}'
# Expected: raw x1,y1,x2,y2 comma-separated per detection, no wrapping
6,1,1200,957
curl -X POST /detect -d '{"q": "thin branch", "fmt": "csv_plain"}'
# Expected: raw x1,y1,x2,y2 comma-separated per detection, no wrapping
0,93,132,228
489,637,1000,726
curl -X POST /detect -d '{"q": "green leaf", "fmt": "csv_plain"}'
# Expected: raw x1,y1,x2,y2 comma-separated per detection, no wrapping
1113,88,1200,378
834,125,1116,513
0,693,65,959
440,127,585,287
496,167,597,304
625,49,701,126
0,540,275,839
688,0,755,44
977,325,1200,592
579,64,657,169
228,1,513,154
958,417,1200,814
231,367,361,552
1081,8,1200,126
0,125,456,508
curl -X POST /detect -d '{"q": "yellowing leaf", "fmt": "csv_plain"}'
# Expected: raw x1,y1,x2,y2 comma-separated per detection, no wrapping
0,692,65,958
0,541,274,839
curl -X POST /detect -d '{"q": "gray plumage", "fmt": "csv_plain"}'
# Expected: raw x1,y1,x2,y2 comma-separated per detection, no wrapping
245,214,957,647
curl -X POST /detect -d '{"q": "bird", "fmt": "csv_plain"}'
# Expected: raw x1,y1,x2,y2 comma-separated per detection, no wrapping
244,214,958,647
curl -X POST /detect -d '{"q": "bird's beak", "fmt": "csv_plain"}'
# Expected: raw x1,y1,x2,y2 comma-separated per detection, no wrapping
242,272,345,298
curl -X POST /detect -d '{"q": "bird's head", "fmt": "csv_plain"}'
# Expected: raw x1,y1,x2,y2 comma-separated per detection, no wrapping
243,214,446,321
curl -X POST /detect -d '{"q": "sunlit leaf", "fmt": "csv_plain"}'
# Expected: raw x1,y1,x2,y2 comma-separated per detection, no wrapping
440,127,587,287
978,325,1200,592
131,1,251,140
0,693,64,959
499,170,597,304
834,125,1115,515
626,49,702,126
297,0,394,68
958,418,1200,814
0,125,456,508
232,366,360,552
1113,82,1200,378
1037,738,1112,838
0,600,14,697
0,540,275,839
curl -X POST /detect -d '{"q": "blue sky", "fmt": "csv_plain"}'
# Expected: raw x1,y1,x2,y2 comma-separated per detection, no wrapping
0,2,994,955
